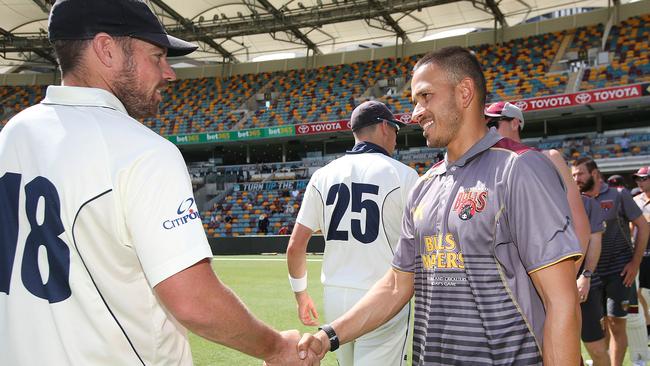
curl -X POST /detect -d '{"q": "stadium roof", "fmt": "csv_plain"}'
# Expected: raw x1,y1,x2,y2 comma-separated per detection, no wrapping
0,0,634,70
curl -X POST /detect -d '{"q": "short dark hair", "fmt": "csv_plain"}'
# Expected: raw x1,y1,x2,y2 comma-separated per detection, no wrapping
52,39,92,77
413,46,487,106
352,122,380,137
573,156,598,172
52,36,133,77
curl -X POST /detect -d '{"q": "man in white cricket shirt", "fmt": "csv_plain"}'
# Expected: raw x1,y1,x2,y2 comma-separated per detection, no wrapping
0,0,315,365
287,101,419,366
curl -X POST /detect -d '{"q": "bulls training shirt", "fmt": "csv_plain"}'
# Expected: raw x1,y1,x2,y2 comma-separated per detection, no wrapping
392,129,581,365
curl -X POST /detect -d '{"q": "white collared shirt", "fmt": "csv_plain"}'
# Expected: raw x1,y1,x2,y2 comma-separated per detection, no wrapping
0,85,212,365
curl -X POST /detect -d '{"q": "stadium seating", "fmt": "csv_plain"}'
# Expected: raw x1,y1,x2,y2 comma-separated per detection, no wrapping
476,31,568,101
202,186,304,237
243,55,421,128
141,72,276,135
0,85,47,126
570,23,605,54
3,14,649,134
525,131,650,161
580,15,650,90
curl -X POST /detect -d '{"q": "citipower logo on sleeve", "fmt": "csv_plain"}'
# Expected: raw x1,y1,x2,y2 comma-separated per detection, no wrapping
162,197,201,230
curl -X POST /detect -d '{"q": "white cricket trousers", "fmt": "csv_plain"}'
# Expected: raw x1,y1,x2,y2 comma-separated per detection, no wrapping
323,286,410,366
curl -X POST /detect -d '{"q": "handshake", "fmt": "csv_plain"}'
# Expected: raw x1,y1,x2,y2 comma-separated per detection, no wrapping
263,329,331,366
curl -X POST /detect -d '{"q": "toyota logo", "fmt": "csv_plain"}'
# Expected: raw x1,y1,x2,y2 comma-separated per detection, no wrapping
399,114,411,123
514,101,528,110
575,93,591,104
298,125,309,134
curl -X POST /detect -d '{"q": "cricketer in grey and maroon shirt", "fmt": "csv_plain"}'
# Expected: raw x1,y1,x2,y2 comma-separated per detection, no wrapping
392,129,582,365
592,184,643,277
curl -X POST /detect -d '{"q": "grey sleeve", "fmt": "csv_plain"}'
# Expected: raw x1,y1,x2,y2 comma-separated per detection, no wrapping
620,189,643,222
583,196,605,233
392,184,418,273
506,152,582,273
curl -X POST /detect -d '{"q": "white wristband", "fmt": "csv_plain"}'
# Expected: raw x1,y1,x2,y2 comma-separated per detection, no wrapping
289,273,307,292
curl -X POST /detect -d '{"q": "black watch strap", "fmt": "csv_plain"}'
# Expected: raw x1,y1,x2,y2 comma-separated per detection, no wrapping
318,324,340,352
581,269,593,278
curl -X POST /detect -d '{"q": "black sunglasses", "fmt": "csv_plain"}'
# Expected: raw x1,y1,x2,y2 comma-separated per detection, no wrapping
636,176,649,182
377,118,400,135
486,116,514,129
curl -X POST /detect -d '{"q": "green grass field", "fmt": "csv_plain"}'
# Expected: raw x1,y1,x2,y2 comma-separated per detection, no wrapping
190,255,338,366
190,255,634,365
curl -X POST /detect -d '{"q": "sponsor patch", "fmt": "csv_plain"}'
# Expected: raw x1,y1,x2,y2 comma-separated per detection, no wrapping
453,188,488,221
163,197,201,230
600,200,614,211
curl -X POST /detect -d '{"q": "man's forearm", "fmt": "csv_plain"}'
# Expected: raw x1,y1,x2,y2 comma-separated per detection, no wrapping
542,300,581,365
582,232,602,272
287,223,313,278
183,280,285,359
530,260,581,365
155,261,285,361
329,269,413,345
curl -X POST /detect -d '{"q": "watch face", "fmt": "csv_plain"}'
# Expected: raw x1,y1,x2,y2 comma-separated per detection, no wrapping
582,270,593,278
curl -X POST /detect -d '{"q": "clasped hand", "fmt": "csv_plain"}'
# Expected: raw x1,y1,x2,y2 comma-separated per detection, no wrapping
262,330,326,366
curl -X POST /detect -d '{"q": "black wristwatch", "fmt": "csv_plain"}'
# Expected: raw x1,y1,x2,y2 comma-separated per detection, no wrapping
318,324,340,352
581,269,593,278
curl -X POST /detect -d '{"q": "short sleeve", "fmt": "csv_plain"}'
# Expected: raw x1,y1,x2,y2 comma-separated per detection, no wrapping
620,189,643,222
583,196,605,233
295,174,323,232
392,185,418,272
120,143,213,287
506,152,582,273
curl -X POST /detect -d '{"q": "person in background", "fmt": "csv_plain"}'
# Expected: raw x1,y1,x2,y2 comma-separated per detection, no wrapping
572,158,649,366
287,101,419,366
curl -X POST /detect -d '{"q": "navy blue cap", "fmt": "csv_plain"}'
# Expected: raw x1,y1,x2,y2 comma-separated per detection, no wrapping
350,101,404,132
48,0,198,57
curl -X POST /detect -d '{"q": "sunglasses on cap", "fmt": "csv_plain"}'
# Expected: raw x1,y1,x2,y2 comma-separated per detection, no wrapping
377,118,400,135
636,176,649,182
486,116,514,129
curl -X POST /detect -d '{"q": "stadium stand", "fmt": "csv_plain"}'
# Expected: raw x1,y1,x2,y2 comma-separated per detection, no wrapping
2,8,649,238
1,13,647,136
581,14,650,89
0,85,47,124
141,72,277,135
477,31,569,101
202,183,305,237
525,130,650,160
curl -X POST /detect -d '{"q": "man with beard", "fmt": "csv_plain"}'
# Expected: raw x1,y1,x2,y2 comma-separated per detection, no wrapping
572,158,649,366
299,46,583,365
0,1,315,365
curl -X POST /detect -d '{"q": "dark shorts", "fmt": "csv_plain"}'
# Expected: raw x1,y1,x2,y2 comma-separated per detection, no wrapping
601,273,633,317
581,285,604,343
581,279,636,343
639,256,650,290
